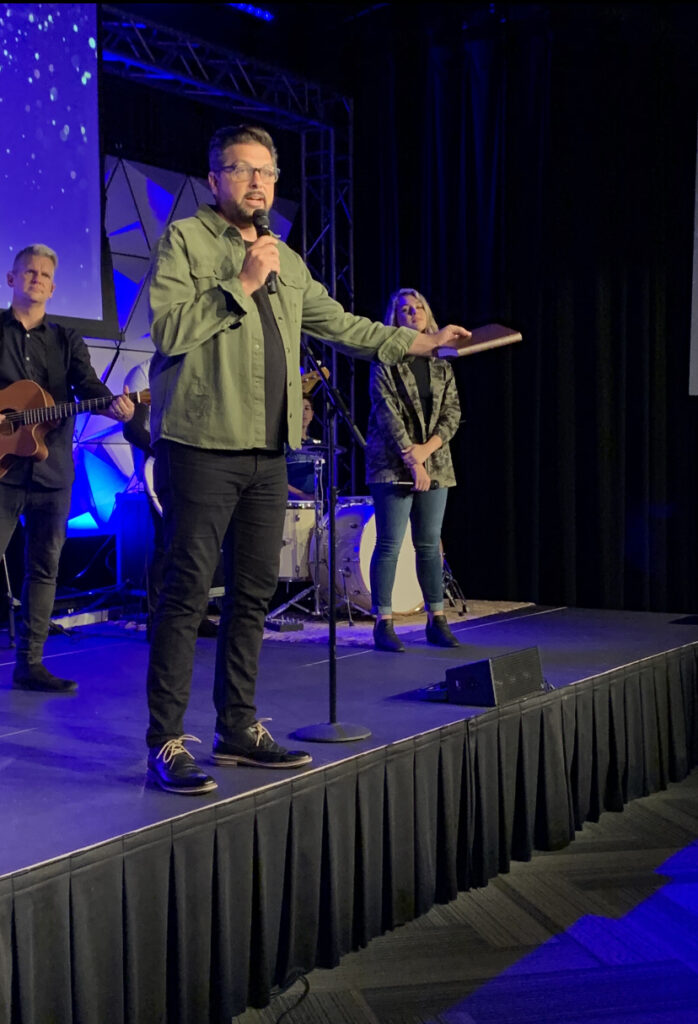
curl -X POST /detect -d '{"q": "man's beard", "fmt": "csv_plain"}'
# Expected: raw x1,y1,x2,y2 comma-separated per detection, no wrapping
218,195,267,227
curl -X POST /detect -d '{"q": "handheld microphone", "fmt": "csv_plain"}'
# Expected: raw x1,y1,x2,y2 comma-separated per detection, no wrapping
251,208,277,294
395,480,440,491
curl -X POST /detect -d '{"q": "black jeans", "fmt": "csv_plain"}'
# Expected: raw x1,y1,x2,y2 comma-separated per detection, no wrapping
0,483,71,666
146,441,287,748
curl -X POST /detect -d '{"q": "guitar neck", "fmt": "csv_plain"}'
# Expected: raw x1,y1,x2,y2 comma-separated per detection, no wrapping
6,389,148,427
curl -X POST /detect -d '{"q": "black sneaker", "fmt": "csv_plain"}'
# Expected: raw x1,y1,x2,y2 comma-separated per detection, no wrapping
13,663,77,694
147,736,218,794
212,720,312,769
426,615,461,648
373,618,406,653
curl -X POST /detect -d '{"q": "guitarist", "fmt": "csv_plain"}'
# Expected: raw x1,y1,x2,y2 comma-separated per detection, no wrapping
1,244,134,693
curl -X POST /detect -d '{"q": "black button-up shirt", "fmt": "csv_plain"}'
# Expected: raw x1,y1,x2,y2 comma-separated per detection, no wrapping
0,308,112,489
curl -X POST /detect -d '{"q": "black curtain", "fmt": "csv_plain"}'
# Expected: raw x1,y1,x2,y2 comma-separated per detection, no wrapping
100,3,698,614
350,3,698,613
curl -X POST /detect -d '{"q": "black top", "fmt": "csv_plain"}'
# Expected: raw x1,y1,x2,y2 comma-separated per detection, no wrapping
410,356,433,432
0,308,111,489
244,242,287,451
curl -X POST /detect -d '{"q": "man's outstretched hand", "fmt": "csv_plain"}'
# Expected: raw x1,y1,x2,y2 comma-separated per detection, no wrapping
408,324,472,357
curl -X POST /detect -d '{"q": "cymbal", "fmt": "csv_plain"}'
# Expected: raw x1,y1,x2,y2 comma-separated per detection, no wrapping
299,442,346,455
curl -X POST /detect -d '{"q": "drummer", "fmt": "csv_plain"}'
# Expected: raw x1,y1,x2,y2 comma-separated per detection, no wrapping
286,396,324,501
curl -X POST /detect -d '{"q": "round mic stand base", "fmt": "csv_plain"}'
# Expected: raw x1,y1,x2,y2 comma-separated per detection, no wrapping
292,721,371,743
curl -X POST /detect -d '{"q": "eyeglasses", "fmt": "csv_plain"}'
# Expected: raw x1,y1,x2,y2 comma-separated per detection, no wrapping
215,162,279,182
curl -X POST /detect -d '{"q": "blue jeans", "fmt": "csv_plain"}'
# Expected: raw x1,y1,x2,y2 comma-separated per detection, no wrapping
0,483,71,666
146,442,288,748
369,483,448,616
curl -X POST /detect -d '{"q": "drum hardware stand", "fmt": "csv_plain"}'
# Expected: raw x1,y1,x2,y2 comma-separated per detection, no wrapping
292,339,371,744
266,454,327,624
308,452,326,618
339,571,354,626
336,568,376,625
2,554,21,647
442,552,468,615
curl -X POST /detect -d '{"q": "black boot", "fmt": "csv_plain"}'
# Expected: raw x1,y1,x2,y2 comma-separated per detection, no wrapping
147,736,218,794
426,614,460,648
373,618,406,653
13,662,78,693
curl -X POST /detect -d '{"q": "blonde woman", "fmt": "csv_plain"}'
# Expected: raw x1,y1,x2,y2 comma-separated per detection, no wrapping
366,288,462,652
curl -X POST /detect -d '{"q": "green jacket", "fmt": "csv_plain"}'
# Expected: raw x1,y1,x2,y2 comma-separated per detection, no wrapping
148,204,417,450
365,357,461,487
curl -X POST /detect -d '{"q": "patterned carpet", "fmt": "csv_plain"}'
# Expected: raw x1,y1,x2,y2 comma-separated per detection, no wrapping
263,597,534,646
233,769,698,1023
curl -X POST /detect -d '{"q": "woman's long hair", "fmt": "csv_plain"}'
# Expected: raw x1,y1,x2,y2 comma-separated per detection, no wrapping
384,287,439,334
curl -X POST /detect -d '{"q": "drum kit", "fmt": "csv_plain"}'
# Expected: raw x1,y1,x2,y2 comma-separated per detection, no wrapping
275,444,424,619
141,362,450,621
144,448,432,619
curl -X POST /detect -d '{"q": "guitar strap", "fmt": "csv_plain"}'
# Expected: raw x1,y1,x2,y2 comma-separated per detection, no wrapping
44,322,71,404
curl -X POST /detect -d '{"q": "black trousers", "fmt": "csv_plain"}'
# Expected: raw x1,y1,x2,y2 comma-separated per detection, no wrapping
0,482,71,666
146,441,287,748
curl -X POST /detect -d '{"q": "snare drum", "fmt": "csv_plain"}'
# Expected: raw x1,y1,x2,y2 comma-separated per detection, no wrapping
310,500,423,614
336,495,373,508
279,501,317,581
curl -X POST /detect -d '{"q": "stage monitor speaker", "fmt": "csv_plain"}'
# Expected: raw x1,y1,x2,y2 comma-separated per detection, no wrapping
445,646,545,706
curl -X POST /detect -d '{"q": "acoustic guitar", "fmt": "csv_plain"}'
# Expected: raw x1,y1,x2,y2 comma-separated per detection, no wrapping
0,379,150,479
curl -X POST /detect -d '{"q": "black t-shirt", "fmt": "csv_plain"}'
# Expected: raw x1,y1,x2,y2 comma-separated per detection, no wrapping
410,356,433,433
245,243,287,451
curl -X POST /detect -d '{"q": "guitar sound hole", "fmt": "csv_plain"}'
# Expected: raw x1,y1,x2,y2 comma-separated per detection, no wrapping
0,411,15,437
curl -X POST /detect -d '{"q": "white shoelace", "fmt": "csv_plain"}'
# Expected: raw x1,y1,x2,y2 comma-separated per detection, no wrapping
155,734,202,766
250,719,273,747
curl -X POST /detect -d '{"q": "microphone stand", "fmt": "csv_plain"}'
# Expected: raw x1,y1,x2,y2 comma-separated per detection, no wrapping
292,340,371,743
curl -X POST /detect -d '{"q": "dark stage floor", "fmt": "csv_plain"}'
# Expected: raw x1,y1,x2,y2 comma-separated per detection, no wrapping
2,603,698,879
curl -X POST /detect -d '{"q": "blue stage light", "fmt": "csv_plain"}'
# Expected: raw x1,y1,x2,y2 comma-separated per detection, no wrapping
67,512,99,533
70,447,129,532
227,4,274,23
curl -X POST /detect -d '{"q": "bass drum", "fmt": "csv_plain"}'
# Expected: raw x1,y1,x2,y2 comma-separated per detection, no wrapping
310,499,423,615
279,501,316,581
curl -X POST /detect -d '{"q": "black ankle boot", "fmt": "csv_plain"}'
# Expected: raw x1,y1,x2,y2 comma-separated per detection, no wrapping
373,619,406,653
13,662,78,693
426,615,460,648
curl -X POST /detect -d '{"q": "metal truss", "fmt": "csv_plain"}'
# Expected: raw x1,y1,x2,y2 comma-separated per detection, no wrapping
100,7,351,129
100,5,357,486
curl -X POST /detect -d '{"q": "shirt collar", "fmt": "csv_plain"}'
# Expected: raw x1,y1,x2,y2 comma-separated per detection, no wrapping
1,307,49,333
195,203,244,242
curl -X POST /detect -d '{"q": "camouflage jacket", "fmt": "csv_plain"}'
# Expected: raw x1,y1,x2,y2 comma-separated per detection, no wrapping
365,356,461,487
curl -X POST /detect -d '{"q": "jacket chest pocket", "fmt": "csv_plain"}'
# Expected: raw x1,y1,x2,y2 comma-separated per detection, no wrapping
277,272,304,319
190,255,238,294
